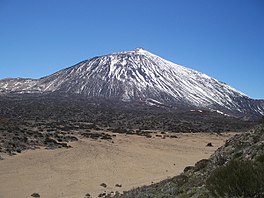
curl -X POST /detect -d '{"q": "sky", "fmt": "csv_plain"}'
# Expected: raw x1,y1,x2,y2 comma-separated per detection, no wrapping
0,0,263,99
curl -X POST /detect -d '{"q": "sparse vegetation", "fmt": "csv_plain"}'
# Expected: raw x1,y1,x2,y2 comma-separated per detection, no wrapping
113,124,264,198
0,93,256,156
0,93,256,134
0,93,263,197
206,159,264,197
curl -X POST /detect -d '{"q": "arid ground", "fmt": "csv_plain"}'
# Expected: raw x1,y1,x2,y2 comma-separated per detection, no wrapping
0,132,235,198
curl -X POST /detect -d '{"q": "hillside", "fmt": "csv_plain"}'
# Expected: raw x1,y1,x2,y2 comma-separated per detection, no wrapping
114,123,264,198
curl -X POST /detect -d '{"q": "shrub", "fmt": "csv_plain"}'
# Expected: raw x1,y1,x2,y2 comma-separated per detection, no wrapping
206,159,264,197
194,159,209,171
255,154,264,164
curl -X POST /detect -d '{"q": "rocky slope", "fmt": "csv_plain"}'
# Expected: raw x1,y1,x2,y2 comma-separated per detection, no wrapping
0,93,255,134
0,48,263,119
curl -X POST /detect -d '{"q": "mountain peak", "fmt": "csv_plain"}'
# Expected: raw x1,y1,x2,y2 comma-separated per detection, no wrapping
113,47,148,55
133,47,145,52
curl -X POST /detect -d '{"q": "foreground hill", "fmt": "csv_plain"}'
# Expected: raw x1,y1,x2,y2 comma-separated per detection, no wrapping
114,123,264,198
0,48,263,119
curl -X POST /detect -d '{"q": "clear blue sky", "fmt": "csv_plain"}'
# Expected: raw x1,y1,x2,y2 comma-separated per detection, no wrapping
0,0,263,99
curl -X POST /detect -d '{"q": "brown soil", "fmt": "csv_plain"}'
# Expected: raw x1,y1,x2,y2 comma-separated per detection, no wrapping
0,132,235,198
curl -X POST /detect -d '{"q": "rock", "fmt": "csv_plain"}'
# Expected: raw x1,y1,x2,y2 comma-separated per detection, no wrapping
98,192,106,197
115,184,122,187
100,183,107,188
206,142,213,147
31,192,40,197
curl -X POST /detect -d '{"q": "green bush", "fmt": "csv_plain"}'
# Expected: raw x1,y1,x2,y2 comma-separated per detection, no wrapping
255,154,264,164
206,160,264,198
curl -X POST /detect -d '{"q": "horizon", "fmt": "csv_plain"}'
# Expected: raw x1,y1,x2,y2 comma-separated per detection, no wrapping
0,0,263,99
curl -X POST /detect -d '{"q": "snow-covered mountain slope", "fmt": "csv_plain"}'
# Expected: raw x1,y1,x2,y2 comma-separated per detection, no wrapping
0,78,38,94
1,48,263,118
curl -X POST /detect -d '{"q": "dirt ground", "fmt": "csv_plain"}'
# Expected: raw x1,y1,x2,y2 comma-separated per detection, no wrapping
0,132,235,198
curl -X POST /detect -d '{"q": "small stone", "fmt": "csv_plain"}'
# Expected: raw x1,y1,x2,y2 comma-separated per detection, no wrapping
31,193,40,197
206,142,213,147
100,183,107,188
115,184,122,187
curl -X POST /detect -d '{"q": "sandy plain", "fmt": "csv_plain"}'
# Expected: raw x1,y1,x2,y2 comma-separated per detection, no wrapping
0,132,235,198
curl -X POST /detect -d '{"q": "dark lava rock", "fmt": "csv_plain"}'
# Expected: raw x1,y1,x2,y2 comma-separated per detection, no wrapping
206,142,213,147
31,192,40,197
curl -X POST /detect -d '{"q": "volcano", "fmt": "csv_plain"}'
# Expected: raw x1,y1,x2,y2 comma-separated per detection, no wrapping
0,48,263,118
